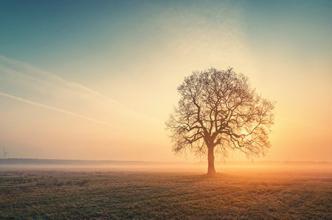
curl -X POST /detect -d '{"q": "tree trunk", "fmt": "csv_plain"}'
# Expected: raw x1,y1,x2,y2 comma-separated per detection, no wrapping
207,146,216,176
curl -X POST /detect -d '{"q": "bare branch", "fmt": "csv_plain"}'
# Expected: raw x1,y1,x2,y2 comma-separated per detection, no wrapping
166,68,274,159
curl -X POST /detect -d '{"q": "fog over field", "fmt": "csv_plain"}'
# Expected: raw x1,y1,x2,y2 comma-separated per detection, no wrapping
1,159,332,173
1,162,331,219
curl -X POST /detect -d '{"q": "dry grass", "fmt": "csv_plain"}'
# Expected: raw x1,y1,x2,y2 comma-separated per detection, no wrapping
0,169,331,219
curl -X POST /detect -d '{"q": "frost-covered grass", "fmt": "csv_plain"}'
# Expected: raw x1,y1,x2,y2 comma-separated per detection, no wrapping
0,169,331,219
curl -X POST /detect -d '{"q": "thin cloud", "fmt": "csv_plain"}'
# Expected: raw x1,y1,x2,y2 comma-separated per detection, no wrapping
0,55,118,103
0,91,113,127
0,54,159,123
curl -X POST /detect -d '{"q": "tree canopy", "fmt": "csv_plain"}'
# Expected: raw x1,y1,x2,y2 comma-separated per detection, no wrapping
166,68,274,175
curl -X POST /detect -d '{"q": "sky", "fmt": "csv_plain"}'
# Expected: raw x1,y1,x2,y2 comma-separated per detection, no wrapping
0,0,331,162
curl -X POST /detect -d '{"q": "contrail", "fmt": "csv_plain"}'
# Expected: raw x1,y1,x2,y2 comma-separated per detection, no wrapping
0,55,118,103
0,54,160,122
0,91,113,127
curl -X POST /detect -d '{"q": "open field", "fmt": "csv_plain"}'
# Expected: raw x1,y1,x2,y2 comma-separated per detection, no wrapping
0,165,332,219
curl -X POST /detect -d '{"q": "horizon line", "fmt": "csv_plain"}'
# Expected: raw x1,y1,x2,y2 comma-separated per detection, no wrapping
1,157,332,164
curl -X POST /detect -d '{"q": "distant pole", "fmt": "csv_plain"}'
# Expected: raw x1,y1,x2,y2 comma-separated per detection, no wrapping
2,147,7,159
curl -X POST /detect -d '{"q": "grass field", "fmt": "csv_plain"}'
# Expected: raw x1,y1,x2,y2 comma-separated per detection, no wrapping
0,166,332,219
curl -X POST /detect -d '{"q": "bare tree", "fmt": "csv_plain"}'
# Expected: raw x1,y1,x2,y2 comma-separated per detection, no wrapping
166,68,274,175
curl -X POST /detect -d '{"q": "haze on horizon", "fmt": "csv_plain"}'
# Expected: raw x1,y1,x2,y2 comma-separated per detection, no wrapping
0,0,331,162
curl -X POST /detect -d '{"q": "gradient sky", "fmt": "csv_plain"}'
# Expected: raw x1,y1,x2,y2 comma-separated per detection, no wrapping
0,0,331,161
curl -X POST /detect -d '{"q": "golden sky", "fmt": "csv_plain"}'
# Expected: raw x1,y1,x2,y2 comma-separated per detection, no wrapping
0,1,331,162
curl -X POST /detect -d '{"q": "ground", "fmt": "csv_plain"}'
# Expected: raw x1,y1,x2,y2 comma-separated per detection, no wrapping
0,168,332,219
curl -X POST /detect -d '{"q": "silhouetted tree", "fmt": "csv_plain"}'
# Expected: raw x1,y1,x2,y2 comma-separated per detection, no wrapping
166,68,274,175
